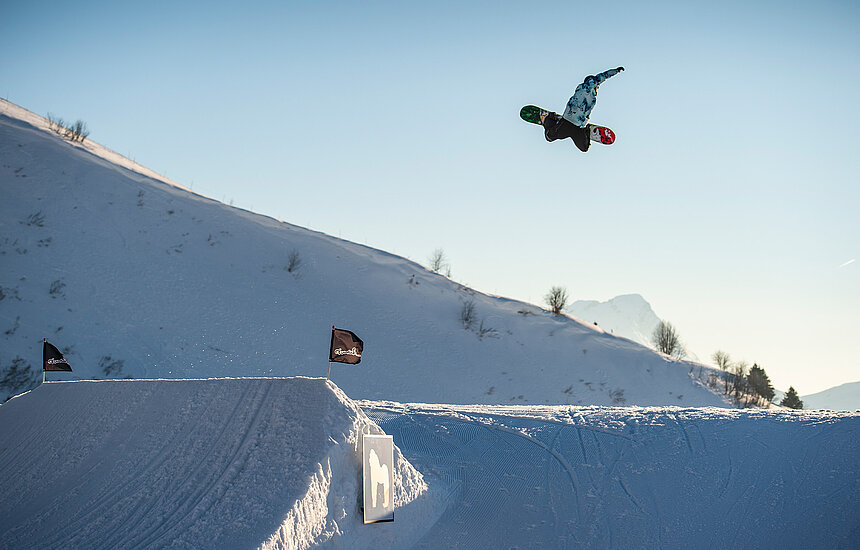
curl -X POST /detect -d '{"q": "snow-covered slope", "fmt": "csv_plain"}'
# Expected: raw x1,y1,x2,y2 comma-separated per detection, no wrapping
803,380,860,411
0,378,439,549
0,99,726,407
1,378,857,549
567,294,662,348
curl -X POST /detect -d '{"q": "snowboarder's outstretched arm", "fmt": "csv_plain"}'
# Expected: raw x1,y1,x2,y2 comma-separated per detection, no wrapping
592,66,624,87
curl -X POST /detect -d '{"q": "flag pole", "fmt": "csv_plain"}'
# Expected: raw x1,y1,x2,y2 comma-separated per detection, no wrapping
328,325,334,380
42,338,46,384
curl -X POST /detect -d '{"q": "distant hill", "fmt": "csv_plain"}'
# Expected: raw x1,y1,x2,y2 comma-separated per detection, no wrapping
802,381,860,411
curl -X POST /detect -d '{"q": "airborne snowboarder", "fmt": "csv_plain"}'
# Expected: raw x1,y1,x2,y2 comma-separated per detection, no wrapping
521,66,625,152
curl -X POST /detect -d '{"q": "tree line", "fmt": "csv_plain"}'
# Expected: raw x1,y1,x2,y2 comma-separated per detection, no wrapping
711,350,803,409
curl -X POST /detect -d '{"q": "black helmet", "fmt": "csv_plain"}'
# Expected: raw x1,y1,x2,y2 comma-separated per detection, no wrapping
584,75,598,87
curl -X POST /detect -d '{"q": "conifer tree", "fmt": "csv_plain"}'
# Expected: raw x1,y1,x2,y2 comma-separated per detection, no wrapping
781,386,804,409
747,364,775,405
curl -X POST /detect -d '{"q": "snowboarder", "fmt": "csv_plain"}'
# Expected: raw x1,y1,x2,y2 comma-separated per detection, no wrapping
525,66,625,152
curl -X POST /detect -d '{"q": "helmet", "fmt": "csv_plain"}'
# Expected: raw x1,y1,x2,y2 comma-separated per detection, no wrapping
584,75,598,87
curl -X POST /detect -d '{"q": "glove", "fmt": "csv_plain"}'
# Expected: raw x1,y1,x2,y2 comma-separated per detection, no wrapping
616,66,625,72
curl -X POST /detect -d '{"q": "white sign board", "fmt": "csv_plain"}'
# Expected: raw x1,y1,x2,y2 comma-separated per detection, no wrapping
362,434,395,524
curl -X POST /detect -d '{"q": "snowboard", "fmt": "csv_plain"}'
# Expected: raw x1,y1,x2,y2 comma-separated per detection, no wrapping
520,105,615,145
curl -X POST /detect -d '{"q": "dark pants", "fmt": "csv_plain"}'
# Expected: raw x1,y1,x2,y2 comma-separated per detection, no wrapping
544,113,590,152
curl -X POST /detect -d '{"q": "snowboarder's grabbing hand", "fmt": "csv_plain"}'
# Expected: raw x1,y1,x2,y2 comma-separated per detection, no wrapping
520,66,624,152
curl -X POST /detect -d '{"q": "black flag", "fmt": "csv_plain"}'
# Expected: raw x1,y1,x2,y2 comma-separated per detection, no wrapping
43,339,72,371
329,326,363,365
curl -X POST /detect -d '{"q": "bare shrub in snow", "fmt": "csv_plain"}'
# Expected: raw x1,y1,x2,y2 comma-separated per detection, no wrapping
652,320,685,359
609,388,626,405
730,360,750,406
0,286,21,302
46,113,89,142
49,279,66,299
46,113,64,133
5,316,21,336
24,211,45,227
71,120,89,142
286,249,302,274
429,248,451,277
460,300,476,330
99,356,125,377
545,286,569,315
0,358,36,399
459,300,498,339
712,350,732,394
476,320,498,340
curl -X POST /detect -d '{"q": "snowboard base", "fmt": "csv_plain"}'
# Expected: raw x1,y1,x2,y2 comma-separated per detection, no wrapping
520,105,615,144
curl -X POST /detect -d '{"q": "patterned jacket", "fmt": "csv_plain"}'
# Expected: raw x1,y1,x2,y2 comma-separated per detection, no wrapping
562,68,623,127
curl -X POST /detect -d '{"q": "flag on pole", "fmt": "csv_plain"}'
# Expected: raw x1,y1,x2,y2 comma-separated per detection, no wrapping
329,326,363,365
43,339,72,372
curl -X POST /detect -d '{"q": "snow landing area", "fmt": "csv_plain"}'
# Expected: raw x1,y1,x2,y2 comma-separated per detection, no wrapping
361,401,859,549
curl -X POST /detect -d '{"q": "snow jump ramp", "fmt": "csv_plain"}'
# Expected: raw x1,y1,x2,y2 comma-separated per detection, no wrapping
0,377,435,549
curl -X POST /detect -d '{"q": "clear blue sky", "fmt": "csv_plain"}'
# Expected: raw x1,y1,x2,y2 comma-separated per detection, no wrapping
3,0,858,395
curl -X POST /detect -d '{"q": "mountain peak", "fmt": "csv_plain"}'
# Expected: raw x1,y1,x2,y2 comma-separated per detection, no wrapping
567,294,661,348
